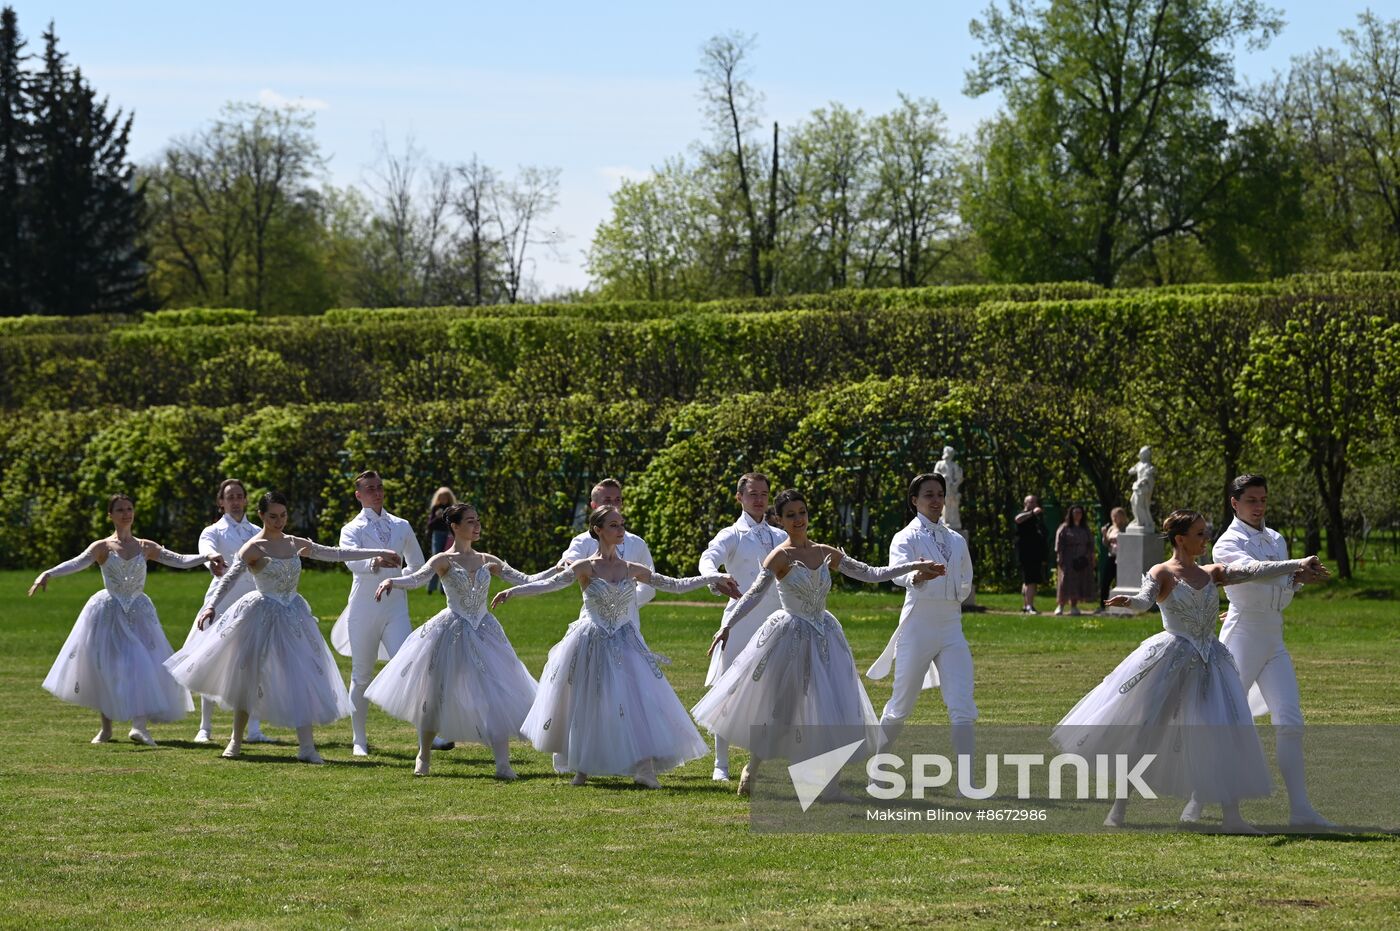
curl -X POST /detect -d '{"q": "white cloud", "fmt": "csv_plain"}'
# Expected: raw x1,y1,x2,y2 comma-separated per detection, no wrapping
258,88,329,111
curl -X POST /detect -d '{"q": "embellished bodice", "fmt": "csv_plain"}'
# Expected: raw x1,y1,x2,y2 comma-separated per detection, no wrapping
777,561,832,623
1160,578,1222,658
582,577,637,634
442,562,492,623
101,552,147,612
252,555,302,605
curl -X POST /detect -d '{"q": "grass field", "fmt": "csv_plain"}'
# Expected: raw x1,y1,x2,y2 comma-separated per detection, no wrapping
1,561,1397,928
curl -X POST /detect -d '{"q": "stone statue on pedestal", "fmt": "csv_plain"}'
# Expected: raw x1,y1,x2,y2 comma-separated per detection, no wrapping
934,446,964,531
1127,446,1156,530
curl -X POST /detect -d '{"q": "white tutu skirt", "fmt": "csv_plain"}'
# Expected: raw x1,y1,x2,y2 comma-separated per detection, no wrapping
522,621,707,776
164,592,352,729
691,610,880,762
1051,632,1272,803
43,591,192,723
365,608,537,746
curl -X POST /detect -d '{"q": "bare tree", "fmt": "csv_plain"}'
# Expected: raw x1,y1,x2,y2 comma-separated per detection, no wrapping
489,164,561,304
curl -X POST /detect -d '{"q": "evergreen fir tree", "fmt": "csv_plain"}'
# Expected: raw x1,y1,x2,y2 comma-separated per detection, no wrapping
0,7,28,314
24,22,149,315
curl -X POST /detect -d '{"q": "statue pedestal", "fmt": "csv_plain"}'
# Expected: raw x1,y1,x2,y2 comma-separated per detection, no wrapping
1107,527,1159,616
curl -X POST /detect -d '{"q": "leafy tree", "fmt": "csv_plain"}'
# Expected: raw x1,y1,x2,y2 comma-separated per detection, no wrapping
963,0,1282,285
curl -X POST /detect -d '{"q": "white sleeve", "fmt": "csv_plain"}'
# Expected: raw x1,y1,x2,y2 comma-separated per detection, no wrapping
340,522,377,576
388,561,437,591
1121,574,1161,612
1219,559,1307,586
500,569,576,599
1212,533,1248,567
634,536,656,607
560,534,591,564
498,562,566,585
698,527,735,578
649,572,725,594
198,525,221,576
888,532,922,590
153,546,209,569
203,558,248,614
839,555,926,584
956,537,974,602
304,540,395,563
721,569,775,630
401,523,426,574
40,550,96,578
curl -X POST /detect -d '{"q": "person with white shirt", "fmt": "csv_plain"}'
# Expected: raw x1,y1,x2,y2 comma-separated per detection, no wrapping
557,478,656,606
185,479,268,744
698,472,784,781
867,472,976,759
1180,473,1334,828
328,470,426,757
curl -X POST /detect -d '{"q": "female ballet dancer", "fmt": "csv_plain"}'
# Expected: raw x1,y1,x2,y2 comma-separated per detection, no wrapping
367,502,562,778
692,489,942,796
167,492,397,764
490,506,730,789
1052,509,1327,832
29,493,219,746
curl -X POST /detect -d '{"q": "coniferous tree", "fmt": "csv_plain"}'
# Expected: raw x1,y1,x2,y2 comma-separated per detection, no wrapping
0,8,27,313
23,22,148,315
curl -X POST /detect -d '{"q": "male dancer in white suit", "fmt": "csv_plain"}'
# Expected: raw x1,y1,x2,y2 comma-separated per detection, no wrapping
190,478,268,744
867,472,975,759
1182,473,1333,827
698,472,784,781
558,478,657,605
329,470,429,757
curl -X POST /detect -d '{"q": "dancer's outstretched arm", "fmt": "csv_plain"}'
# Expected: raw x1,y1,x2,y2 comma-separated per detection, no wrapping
490,566,577,610
27,545,99,595
494,560,567,585
1104,573,1162,613
195,558,250,627
375,558,442,600
1213,557,1325,587
149,542,222,571
298,539,397,564
707,569,776,656
637,567,729,594
837,553,942,585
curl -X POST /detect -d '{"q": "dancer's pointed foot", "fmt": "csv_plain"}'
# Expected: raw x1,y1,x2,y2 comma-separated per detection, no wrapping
712,766,731,782
296,749,324,765
352,743,370,758
1104,799,1129,828
1179,798,1204,823
193,728,212,744
91,728,113,744
1289,808,1338,830
737,762,753,797
413,753,430,777
221,739,242,759
570,772,588,786
494,764,518,781
128,727,157,747
245,728,273,744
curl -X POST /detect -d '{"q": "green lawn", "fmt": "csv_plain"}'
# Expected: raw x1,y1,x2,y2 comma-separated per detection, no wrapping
0,563,1397,928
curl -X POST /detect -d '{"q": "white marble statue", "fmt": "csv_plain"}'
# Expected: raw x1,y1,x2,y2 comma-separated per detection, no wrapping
1127,446,1156,530
933,446,964,531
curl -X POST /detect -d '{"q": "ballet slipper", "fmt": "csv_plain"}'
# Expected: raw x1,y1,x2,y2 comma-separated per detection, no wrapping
91,729,112,744
413,753,430,777
570,772,588,786
494,764,518,781
193,729,212,744
296,749,324,765
221,739,242,759
1104,798,1129,827
128,727,157,747
737,762,754,797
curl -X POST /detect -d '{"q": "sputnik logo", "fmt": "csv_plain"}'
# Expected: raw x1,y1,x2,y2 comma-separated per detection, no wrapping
787,739,867,812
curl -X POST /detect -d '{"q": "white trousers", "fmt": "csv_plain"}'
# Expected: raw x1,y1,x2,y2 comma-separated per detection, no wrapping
1220,610,1303,727
348,609,411,746
879,610,978,731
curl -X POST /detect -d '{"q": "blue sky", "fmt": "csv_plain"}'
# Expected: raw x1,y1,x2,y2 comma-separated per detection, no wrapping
12,1,1383,292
